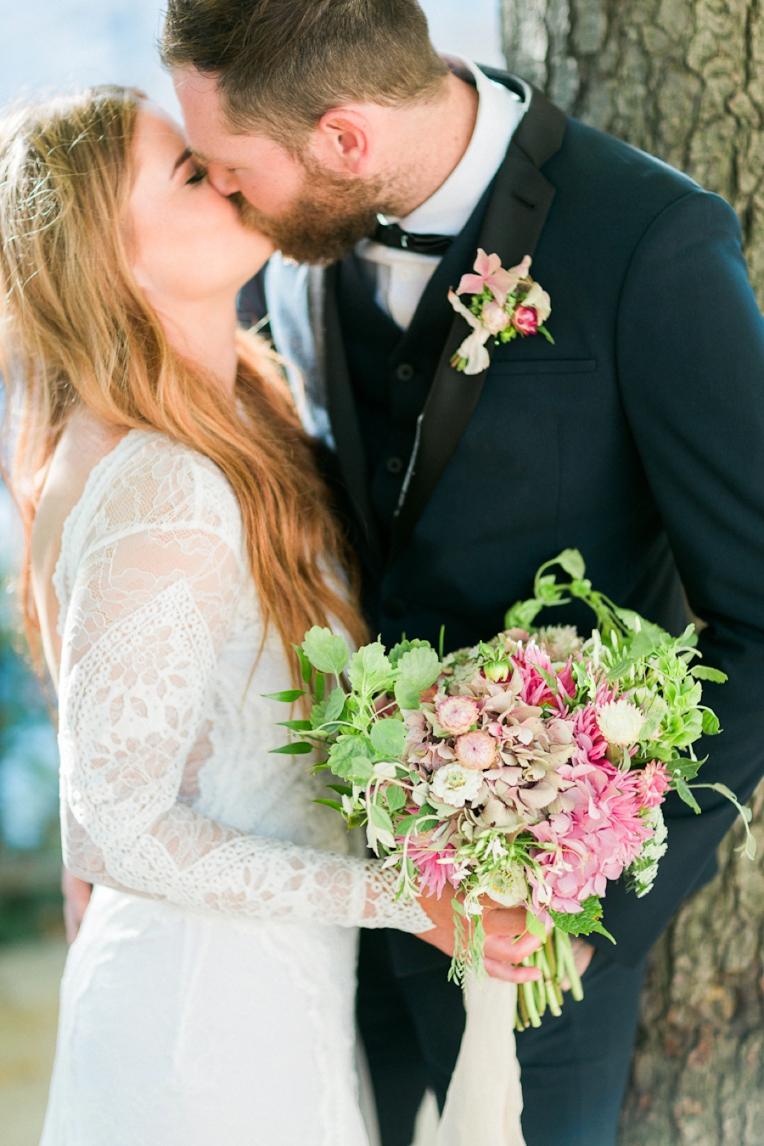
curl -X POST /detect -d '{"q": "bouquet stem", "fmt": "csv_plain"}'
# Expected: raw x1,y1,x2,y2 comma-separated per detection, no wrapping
515,929,583,1030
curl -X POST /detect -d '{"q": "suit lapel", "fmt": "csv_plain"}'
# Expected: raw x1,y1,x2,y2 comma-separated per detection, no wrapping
388,85,567,564
321,263,383,565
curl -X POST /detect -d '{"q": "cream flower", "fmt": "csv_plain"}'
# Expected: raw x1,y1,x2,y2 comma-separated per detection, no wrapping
521,281,552,323
431,763,483,808
596,699,645,746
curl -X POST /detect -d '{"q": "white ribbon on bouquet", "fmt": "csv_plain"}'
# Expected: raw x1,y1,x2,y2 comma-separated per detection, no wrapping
436,977,525,1146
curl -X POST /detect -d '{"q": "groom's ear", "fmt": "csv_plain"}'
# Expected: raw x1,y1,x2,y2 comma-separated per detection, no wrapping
311,108,373,176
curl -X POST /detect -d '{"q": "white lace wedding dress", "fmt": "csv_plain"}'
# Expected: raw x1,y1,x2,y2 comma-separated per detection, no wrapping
40,429,431,1146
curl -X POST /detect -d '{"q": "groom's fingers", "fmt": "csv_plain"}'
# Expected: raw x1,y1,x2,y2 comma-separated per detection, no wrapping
483,956,542,983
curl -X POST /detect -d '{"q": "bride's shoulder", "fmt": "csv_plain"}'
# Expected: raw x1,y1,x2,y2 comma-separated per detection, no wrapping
72,426,244,555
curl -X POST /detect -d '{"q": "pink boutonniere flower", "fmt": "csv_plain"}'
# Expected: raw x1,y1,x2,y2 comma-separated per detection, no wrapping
448,248,554,375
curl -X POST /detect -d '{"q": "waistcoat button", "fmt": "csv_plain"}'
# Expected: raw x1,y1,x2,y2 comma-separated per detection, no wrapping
386,456,404,474
395,363,415,381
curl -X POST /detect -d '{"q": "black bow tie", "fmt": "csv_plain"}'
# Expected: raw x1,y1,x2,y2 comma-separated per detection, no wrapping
372,219,453,257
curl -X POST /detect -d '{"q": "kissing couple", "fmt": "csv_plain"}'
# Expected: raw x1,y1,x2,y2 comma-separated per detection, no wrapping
2,2,764,1145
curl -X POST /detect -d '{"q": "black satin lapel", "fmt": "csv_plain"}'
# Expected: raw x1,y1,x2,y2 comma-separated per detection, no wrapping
388,88,567,565
322,264,382,564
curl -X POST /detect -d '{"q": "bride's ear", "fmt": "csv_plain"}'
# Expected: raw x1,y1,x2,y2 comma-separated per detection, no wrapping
311,108,373,175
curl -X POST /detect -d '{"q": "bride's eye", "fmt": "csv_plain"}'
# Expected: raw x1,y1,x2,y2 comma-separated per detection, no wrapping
185,162,207,186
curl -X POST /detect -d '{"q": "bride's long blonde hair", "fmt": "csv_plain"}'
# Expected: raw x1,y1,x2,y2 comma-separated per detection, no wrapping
0,86,366,674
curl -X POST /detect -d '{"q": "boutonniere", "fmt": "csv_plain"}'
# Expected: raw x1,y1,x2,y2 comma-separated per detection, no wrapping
447,249,553,375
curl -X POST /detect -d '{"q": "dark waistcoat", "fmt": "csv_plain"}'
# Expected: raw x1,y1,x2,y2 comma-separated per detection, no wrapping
336,191,490,550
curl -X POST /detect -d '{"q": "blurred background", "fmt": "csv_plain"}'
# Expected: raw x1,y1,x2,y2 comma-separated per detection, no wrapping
0,4,504,1144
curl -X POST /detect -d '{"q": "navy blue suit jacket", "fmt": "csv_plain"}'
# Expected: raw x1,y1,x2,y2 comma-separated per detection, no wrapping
251,78,764,971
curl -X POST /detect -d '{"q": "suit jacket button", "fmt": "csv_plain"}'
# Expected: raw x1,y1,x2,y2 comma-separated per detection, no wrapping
386,456,404,474
395,363,415,381
384,596,407,619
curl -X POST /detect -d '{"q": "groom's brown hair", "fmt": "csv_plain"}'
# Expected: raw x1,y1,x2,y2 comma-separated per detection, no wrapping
161,0,448,149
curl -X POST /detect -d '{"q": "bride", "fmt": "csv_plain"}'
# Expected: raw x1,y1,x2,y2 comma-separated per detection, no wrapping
0,85,449,1145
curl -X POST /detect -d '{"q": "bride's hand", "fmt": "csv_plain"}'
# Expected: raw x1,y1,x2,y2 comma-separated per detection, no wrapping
415,887,544,983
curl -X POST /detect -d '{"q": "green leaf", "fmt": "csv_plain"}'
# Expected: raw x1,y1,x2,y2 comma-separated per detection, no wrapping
673,775,701,813
396,807,438,835
701,710,721,736
348,642,395,695
525,910,547,939
262,689,307,704
302,626,350,677
314,673,326,703
292,644,314,684
334,756,374,784
386,785,407,813
370,803,394,834
269,742,314,755
690,666,729,683
314,798,344,813
504,598,545,631
550,895,612,940
394,645,440,710
389,638,433,667
371,718,407,759
323,687,346,723
276,719,313,732
327,783,352,797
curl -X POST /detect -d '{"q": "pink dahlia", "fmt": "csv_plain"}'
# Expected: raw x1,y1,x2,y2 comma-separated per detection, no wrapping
636,761,671,809
403,838,460,899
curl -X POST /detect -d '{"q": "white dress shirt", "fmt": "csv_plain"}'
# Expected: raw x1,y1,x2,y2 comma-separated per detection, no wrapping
355,59,529,331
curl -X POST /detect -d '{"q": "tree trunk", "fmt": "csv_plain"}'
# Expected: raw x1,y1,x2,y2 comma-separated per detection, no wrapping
499,3,764,1141
500,0,764,304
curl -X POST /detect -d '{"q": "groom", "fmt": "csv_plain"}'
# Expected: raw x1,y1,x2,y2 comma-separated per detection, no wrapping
163,2,764,1143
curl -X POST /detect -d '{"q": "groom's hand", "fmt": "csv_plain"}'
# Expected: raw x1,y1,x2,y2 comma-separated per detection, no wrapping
416,888,544,983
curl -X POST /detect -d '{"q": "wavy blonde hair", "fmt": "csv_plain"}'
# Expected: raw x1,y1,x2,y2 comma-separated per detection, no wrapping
0,85,366,675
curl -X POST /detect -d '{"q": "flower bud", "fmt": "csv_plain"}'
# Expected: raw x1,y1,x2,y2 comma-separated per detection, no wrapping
512,305,538,336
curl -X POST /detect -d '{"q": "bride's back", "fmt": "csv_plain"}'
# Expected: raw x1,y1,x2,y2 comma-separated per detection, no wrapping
32,409,127,678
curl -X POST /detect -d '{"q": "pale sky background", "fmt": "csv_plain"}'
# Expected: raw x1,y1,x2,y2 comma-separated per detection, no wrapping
0,0,505,117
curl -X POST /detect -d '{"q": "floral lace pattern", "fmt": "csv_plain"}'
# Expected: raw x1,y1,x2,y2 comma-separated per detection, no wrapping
55,431,431,935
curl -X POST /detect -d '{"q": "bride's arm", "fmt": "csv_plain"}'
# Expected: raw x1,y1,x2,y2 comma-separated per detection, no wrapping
57,507,430,934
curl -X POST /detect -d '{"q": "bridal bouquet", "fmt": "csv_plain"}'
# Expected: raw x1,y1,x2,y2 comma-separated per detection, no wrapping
268,551,753,1029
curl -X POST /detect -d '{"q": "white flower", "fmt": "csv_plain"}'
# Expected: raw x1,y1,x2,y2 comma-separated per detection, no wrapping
448,290,491,374
431,763,483,808
596,699,645,746
483,862,528,908
628,807,668,898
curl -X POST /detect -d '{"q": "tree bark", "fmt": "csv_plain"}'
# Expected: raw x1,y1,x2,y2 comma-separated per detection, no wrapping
499,3,764,1141
500,0,764,304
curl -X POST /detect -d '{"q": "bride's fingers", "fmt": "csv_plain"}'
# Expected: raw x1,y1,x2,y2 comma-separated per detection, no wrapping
484,956,542,983
484,931,543,964
481,905,527,936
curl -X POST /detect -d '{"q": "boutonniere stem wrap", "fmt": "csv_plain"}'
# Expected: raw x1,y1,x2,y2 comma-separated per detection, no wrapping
448,250,554,375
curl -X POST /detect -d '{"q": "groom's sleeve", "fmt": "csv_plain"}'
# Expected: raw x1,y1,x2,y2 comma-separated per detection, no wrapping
594,188,764,966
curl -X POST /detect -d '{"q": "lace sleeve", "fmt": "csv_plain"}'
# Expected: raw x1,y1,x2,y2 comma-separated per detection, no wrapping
57,451,431,934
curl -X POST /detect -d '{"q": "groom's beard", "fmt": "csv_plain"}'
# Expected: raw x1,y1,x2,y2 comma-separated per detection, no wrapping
234,161,401,265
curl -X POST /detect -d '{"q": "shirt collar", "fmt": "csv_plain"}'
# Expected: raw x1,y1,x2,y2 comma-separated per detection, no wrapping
388,59,529,239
